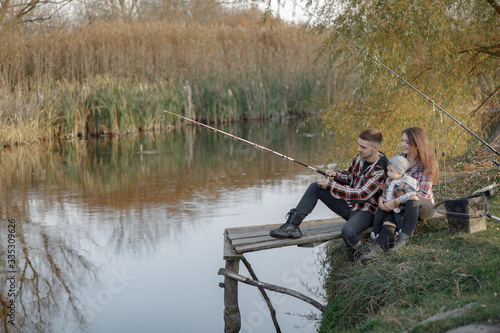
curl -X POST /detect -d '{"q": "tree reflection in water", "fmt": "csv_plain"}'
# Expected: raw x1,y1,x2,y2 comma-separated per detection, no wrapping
0,120,328,332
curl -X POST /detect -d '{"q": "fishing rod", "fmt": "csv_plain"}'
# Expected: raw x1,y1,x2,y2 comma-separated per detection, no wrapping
281,0,500,159
164,110,347,181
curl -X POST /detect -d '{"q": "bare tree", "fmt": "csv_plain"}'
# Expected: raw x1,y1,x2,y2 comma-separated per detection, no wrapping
0,0,74,26
73,0,228,24
75,0,141,23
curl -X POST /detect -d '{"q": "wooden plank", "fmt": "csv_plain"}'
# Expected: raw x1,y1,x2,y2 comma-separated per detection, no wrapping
229,223,346,247
297,242,326,248
231,221,345,239
227,218,345,241
226,217,345,239
226,211,443,255
227,217,344,234
224,230,244,260
234,231,345,253
228,211,443,241
233,226,374,253
229,222,345,242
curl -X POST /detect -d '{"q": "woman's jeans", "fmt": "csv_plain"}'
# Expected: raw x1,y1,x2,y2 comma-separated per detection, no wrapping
401,197,434,236
293,182,374,255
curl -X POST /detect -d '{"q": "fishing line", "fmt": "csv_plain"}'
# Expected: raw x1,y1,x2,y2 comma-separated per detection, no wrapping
439,103,448,197
432,101,445,196
164,110,349,184
434,194,500,221
276,0,500,159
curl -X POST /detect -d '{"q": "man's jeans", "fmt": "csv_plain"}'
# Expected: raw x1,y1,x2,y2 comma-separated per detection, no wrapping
293,182,374,252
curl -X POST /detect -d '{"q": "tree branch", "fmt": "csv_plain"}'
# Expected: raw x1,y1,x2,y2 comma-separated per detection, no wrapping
218,268,327,313
470,84,500,116
477,49,500,58
486,0,500,16
16,0,38,19
459,44,500,58
22,0,72,24
241,256,281,333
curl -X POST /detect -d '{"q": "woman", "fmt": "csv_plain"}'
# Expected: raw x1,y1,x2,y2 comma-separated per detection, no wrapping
362,127,438,259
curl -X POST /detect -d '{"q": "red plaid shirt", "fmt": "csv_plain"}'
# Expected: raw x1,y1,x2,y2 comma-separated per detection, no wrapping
399,153,435,204
327,152,388,214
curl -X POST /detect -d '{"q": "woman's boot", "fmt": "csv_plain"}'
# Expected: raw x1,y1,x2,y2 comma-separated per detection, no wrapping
389,233,410,253
360,223,395,262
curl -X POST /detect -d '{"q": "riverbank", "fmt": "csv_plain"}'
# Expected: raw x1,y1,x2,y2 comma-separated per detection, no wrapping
319,146,500,332
0,10,344,149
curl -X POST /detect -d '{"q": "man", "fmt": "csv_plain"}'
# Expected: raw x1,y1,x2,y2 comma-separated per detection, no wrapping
269,128,388,262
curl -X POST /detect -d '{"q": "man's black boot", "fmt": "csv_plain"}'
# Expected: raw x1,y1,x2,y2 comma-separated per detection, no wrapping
347,247,361,263
359,243,383,262
269,209,303,239
347,241,362,263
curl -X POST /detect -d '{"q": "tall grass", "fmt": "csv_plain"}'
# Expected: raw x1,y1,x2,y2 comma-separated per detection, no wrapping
319,215,500,332
0,10,342,145
319,154,500,332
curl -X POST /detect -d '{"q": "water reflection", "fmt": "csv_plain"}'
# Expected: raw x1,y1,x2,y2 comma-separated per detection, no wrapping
0,120,333,332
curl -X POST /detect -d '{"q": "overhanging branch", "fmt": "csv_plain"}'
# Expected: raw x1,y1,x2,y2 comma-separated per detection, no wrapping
486,0,500,16
470,85,500,116
459,44,500,59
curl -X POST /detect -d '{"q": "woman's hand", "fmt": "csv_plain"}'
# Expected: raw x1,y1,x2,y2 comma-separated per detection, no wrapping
378,196,391,211
383,199,400,211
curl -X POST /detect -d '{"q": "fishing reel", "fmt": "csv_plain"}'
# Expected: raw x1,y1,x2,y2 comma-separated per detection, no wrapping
493,159,500,168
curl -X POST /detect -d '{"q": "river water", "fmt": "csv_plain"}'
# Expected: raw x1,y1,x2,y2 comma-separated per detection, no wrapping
0,120,340,333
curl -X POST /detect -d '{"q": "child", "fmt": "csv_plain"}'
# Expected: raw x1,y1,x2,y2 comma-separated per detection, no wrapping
363,155,419,260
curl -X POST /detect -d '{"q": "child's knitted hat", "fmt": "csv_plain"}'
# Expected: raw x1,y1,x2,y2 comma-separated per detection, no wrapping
388,155,410,175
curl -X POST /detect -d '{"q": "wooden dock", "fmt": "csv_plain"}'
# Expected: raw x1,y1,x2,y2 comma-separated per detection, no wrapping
224,217,347,260
220,217,349,333
219,212,445,332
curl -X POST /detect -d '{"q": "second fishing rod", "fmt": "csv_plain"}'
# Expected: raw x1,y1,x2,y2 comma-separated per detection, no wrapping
164,110,349,184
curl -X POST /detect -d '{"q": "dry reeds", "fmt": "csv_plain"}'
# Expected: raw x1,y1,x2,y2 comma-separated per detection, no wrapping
0,10,340,145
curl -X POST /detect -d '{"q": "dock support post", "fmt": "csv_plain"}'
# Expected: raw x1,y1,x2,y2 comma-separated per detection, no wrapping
224,259,241,333
223,230,243,333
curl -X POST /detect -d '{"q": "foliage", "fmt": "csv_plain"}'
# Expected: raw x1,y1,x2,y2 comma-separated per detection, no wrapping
0,0,234,27
0,0,72,27
265,0,500,162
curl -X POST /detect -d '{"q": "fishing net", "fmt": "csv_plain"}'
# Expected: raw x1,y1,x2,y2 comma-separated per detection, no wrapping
434,193,488,234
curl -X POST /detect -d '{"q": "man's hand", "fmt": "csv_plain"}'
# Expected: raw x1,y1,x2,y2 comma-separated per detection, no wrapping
325,170,337,178
318,179,329,189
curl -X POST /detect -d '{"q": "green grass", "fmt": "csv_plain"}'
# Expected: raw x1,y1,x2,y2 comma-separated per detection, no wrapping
319,170,500,332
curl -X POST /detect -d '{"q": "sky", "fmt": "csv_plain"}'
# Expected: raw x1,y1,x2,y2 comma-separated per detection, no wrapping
264,0,309,22
236,0,310,23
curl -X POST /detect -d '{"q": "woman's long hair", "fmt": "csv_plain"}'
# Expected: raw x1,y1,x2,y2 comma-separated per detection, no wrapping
403,127,439,183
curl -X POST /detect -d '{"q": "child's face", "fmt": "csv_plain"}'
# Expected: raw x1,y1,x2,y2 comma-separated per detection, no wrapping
387,164,402,180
